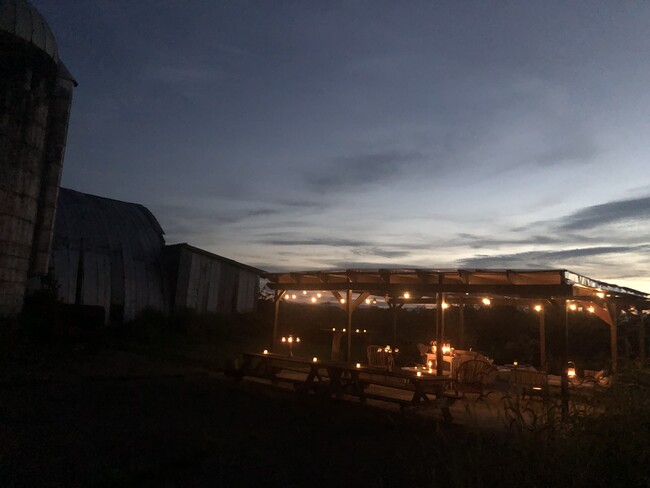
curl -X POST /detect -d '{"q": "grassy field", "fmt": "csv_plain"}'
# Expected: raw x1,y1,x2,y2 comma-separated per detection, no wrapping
2,308,650,487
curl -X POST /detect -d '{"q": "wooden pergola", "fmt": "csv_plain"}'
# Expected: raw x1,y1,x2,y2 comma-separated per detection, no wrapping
265,269,649,384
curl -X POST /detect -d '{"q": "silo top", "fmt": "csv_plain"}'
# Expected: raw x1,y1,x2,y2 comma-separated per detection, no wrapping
0,0,58,61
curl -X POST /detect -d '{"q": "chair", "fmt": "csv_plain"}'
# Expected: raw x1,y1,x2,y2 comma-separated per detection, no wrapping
416,343,430,363
509,369,548,399
367,345,392,370
452,359,498,399
582,369,611,388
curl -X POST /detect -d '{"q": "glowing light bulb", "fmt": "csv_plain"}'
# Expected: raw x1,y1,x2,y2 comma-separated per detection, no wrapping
311,297,317,303
534,305,542,312
482,298,491,306
403,292,410,299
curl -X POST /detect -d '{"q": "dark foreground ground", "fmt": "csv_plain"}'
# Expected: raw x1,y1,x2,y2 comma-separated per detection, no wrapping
3,345,650,488
0,348,457,487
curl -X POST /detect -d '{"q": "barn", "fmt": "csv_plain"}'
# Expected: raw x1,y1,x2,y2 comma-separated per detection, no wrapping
163,244,261,315
49,188,262,323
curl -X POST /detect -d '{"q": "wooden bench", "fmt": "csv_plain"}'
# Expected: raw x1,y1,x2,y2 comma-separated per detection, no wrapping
231,353,460,422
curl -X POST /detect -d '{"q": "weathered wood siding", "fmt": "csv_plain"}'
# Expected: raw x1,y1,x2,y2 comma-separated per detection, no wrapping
164,244,260,314
50,188,166,322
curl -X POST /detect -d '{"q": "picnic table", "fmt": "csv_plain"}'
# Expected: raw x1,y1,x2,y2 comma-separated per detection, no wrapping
232,352,459,422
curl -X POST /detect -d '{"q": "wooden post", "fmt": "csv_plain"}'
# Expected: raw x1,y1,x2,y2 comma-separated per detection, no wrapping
539,307,546,371
561,301,569,420
272,290,284,351
436,293,444,376
640,313,646,366
392,304,398,346
459,300,465,349
610,302,618,373
346,289,352,362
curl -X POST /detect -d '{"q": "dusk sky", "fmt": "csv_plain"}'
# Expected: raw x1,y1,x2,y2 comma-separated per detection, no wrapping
35,1,650,292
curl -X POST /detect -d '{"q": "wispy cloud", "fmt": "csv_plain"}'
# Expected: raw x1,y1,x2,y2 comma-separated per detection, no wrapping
454,233,564,249
259,236,373,247
556,195,650,231
458,245,650,268
144,64,231,84
306,150,422,192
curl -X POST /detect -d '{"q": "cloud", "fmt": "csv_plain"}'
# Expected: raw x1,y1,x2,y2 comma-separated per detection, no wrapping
351,247,412,259
454,233,563,249
534,133,598,167
259,236,373,247
458,245,650,268
152,203,282,238
306,150,421,192
556,195,650,231
144,64,230,84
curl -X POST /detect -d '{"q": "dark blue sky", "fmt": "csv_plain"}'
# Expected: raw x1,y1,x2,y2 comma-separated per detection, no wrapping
35,1,650,291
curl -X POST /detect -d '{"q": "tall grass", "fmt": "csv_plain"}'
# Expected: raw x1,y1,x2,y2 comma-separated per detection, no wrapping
430,368,650,487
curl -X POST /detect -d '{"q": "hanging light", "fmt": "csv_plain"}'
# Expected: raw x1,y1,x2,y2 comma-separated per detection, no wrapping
365,298,371,304
587,306,595,313
302,290,307,295
340,298,346,304
442,302,449,309
482,297,491,306
534,305,543,312
569,303,577,311
317,293,322,298
403,292,411,299
310,297,317,303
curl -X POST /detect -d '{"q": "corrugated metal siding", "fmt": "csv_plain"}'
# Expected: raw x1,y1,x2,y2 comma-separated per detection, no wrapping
50,188,166,322
166,244,260,314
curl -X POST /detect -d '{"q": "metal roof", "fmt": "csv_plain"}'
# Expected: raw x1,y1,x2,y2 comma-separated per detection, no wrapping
264,268,649,304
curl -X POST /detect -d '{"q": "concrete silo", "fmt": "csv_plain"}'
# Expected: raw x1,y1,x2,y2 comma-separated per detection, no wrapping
0,0,75,316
